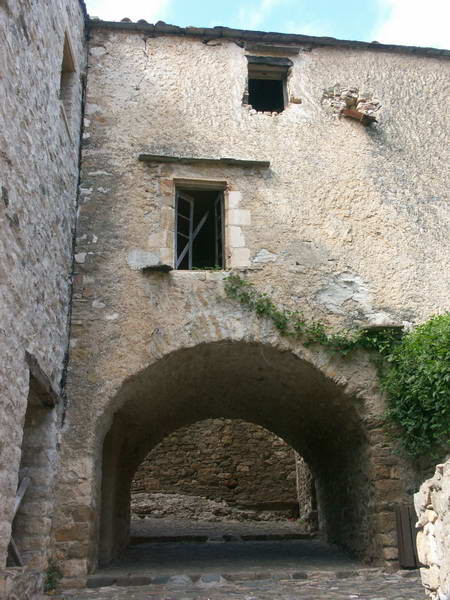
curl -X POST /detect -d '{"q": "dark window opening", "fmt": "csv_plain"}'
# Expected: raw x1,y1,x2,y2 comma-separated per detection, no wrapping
248,78,285,113
176,189,224,270
245,56,292,114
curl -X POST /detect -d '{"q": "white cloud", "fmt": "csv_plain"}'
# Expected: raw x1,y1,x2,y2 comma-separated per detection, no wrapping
237,0,286,31
86,0,171,22
372,0,450,49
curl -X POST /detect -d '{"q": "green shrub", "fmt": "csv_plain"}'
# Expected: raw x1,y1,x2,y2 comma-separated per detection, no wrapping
382,313,450,458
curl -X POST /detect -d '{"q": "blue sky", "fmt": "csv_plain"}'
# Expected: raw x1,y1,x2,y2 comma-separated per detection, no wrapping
86,0,450,49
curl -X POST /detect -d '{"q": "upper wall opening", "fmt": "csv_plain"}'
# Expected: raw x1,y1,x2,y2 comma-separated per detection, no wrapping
244,56,292,113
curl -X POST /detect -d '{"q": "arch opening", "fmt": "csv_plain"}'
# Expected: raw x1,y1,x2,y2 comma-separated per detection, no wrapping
97,341,379,567
130,417,317,530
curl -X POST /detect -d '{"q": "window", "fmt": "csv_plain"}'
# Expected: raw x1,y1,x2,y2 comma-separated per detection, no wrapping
175,189,224,270
245,56,292,113
59,32,76,123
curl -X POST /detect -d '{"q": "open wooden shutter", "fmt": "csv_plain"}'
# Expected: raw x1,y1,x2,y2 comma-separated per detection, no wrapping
176,192,194,269
215,193,224,268
395,505,420,569
8,476,31,566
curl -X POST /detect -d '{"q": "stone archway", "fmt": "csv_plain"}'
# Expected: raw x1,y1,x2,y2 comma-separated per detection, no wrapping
95,340,398,567
53,315,415,587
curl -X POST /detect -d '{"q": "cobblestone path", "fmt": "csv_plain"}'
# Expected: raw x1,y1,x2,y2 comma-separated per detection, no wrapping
60,570,425,600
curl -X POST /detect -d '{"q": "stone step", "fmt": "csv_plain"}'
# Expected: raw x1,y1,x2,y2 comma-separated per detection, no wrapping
129,531,316,545
87,567,387,589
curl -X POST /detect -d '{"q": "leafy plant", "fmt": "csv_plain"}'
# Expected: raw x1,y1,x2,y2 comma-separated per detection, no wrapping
381,313,450,457
44,559,63,592
224,272,450,458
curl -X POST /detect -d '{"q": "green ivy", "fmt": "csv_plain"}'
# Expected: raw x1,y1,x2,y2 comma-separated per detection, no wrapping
224,273,402,355
224,272,450,458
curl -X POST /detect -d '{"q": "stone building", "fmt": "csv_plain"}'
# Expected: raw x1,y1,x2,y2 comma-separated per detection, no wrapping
0,2,449,596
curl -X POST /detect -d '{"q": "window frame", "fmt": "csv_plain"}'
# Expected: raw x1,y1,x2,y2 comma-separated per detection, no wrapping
245,56,293,113
175,188,225,271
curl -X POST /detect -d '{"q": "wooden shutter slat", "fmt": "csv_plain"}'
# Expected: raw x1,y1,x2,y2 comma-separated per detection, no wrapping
395,504,419,568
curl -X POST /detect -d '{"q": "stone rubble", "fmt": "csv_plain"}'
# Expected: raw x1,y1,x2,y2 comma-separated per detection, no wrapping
321,84,382,118
414,459,450,600
131,492,297,522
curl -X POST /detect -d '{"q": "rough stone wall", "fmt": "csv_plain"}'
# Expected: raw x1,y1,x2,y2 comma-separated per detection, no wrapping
0,567,43,600
0,0,86,571
132,418,298,508
295,454,317,529
53,26,448,584
415,459,450,600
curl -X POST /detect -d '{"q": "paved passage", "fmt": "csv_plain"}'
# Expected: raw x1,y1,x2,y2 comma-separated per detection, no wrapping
61,531,425,600
97,539,361,578
61,570,425,599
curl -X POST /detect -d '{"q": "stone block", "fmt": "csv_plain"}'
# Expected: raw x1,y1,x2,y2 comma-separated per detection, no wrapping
227,191,242,209
229,247,250,267
227,209,251,226
55,523,89,543
228,226,246,248
62,559,88,578
127,248,172,271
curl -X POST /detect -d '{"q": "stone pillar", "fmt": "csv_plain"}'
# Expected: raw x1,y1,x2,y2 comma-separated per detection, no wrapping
369,424,417,567
294,454,317,530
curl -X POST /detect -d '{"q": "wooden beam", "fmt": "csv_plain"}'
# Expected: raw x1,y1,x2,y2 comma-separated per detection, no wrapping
7,477,31,567
246,55,293,67
138,154,270,169
8,537,23,567
341,108,377,126
13,477,31,519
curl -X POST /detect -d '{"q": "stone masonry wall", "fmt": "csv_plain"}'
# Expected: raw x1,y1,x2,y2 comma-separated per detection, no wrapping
132,419,298,509
415,459,450,600
0,0,86,572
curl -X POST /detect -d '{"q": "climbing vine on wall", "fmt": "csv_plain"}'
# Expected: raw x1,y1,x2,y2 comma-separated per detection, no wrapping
224,272,450,459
